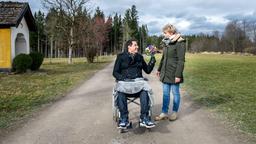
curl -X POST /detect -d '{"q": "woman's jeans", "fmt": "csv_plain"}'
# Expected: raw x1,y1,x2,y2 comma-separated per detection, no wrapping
162,83,180,113
117,90,150,121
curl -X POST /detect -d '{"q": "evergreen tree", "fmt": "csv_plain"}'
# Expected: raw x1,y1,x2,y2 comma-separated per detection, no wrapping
129,5,139,39
112,13,123,54
30,11,46,53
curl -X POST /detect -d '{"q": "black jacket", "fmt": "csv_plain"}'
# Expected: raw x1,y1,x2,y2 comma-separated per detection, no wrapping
113,52,156,81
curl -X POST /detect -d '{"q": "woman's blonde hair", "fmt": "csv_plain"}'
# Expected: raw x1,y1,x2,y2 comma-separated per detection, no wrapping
162,24,177,34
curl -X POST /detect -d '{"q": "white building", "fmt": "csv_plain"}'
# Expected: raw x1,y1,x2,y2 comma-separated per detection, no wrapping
0,1,36,71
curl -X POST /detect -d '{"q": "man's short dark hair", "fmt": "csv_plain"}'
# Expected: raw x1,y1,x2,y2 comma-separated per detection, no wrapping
124,38,137,52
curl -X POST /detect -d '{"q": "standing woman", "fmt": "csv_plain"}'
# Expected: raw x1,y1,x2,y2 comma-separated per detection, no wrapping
155,24,186,121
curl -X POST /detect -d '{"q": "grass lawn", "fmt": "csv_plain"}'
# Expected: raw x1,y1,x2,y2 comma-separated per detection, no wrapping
0,56,114,129
155,53,256,135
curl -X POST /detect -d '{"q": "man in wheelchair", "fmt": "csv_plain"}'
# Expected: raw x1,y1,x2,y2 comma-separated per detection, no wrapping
113,39,156,129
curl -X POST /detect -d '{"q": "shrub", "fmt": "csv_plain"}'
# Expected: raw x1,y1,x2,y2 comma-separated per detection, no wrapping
12,54,32,73
29,52,44,70
86,46,97,63
244,47,256,55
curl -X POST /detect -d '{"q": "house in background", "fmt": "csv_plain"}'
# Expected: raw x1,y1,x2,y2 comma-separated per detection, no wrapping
0,1,36,71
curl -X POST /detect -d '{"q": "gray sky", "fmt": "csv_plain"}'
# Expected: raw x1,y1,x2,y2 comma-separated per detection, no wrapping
11,0,256,35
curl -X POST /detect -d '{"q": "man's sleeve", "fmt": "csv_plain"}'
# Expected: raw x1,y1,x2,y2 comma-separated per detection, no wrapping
113,54,124,81
142,56,156,74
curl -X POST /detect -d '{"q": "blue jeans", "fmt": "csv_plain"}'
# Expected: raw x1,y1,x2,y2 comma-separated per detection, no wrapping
162,83,180,113
117,90,150,121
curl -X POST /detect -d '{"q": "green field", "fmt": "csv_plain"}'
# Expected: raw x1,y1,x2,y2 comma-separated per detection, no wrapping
155,53,256,135
0,56,113,129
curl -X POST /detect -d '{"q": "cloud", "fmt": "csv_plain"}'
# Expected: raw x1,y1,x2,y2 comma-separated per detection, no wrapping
225,12,256,22
25,0,256,35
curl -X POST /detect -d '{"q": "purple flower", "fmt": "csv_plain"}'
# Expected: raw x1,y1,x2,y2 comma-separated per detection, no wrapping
145,45,156,56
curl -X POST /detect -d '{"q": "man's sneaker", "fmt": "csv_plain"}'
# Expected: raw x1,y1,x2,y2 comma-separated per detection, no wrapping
169,112,177,121
155,113,168,121
140,117,156,128
118,119,129,129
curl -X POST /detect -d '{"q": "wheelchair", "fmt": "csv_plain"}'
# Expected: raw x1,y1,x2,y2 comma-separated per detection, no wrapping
112,78,154,132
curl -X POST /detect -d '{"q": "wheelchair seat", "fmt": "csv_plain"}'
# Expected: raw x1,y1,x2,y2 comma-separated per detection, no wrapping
124,91,142,106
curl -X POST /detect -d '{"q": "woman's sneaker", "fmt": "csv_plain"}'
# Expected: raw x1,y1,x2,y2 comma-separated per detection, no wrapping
140,117,156,128
155,113,168,121
169,112,177,121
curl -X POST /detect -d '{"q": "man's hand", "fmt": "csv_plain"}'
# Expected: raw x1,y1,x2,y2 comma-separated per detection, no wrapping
156,71,160,77
150,56,156,64
175,77,181,83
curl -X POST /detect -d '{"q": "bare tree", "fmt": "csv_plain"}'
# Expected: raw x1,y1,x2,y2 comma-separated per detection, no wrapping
45,8,58,63
224,21,245,52
248,21,256,46
42,0,90,64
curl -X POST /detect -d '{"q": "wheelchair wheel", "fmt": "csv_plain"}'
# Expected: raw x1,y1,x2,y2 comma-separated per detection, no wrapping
113,108,119,122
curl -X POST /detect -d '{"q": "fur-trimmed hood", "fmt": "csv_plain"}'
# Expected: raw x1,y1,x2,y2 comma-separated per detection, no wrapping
162,33,185,45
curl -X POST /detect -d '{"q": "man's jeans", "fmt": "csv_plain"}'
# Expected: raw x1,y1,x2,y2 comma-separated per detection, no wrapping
162,83,180,113
117,90,150,121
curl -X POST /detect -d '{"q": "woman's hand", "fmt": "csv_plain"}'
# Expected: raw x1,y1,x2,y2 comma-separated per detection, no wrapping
175,77,181,83
156,71,160,77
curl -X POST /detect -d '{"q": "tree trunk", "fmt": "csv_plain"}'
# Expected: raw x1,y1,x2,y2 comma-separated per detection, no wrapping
58,48,60,58
114,27,116,54
232,40,235,53
45,36,48,58
37,31,40,53
68,21,74,64
54,40,56,58
68,47,72,64
96,43,99,62
50,36,53,63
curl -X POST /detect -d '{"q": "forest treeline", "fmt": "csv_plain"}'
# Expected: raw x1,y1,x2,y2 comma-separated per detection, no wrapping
31,0,256,64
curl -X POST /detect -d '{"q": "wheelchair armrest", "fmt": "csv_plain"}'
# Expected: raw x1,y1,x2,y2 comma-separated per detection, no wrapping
115,78,148,83
124,79,135,82
115,79,134,82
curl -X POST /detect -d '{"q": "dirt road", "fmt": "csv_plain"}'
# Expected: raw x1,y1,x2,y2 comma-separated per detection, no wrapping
0,62,253,144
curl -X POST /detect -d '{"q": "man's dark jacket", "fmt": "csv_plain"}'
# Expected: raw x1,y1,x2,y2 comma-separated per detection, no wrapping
113,52,156,81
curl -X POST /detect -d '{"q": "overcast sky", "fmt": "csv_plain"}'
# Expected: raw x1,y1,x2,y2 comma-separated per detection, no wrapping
11,0,256,35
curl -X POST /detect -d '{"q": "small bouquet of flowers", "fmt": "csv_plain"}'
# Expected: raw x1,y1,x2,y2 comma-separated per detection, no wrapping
145,45,157,56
